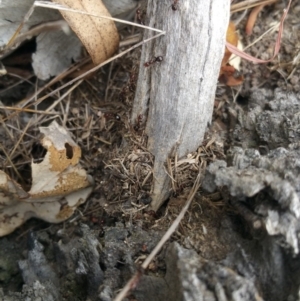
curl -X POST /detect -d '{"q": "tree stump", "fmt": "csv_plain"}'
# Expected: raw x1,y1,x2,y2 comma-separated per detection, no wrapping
132,0,229,211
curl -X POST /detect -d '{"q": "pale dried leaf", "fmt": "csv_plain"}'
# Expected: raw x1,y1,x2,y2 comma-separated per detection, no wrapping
0,0,82,79
0,121,94,236
228,40,243,71
54,0,119,64
0,0,59,48
32,30,82,80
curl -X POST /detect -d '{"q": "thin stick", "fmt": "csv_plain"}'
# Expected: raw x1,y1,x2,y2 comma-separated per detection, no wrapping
226,0,292,64
30,80,83,127
0,115,14,140
34,1,164,33
1,20,69,58
0,144,24,183
15,57,91,110
4,4,35,49
119,34,142,48
231,0,277,13
16,31,165,112
0,106,61,115
113,170,203,301
7,119,32,169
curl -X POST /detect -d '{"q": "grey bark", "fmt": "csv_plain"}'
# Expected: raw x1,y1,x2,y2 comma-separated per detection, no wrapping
131,0,230,210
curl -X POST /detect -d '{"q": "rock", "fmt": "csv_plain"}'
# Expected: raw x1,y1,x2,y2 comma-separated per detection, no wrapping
3,211,297,301
0,281,58,301
0,223,163,301
0,238,22,288
133,275,168,301
54,224,104,300
201,144,300,300
133,242,266,301
232,88,300,149
164,242,262,301
0,224,104,301
203,146,300,255
19,232,59,297
99,222,162,299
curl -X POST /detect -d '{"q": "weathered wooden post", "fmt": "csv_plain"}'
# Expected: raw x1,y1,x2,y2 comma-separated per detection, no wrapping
132,0,229,210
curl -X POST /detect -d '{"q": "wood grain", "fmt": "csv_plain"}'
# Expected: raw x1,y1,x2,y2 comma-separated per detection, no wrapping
132,0,230,210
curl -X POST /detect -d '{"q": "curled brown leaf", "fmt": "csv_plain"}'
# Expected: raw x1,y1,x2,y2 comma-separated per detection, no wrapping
54,0,119,65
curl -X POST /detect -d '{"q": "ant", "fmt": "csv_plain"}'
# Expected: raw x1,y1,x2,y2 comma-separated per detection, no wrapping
136,8,145,25
119,88,127,102
118,69,137,102
133,114,144,131
103,112,121,121
144,56,163,67
171,0,179,11
128,71,137,92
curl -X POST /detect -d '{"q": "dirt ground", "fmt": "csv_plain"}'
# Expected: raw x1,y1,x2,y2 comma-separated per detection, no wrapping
1,1,300,300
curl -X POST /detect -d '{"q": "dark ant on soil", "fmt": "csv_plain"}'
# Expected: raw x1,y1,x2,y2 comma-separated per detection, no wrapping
144,56,163,67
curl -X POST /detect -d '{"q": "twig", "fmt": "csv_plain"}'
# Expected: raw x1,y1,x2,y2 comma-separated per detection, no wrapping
34,1,164,33
7,119,32,166
1,20,69,58
245,0,276,35
15,31,165,113
30,80,83,127
231,0,278,13
4,4,35,49
113,169,203,301
0,144,24,183
0,107,61,115
226,0,292,63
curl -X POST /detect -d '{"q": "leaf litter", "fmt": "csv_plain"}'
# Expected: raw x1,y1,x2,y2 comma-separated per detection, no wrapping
0,121,94,236
1,0,300,300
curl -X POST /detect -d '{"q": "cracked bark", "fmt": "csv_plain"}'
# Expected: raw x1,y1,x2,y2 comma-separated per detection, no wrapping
132,0,229,210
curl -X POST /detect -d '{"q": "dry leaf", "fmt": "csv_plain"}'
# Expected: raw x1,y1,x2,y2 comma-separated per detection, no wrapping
0,0,59,51
54,0,120,65
0,0,83,80
219,65,244,86
219,21,243,86
0,121,94,236
222,21,238,67
32,29,82,80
